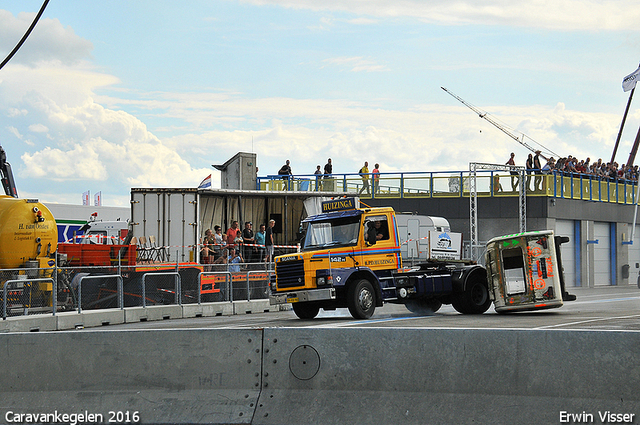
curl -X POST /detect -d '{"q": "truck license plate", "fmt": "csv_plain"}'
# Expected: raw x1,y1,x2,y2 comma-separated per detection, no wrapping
286,296,299,303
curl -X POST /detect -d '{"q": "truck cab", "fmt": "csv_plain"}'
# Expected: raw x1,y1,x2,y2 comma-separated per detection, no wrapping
270,198,492,319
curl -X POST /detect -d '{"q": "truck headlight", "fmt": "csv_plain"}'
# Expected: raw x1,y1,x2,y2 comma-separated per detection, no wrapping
316,276,333,287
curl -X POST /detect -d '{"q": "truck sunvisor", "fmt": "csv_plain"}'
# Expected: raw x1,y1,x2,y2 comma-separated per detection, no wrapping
302,209,363,223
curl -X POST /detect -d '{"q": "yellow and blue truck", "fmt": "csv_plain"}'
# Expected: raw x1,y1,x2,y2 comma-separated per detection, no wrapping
269,197,574,319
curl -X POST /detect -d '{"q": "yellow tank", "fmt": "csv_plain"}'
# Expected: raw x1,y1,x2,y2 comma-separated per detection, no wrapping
0,195,58,269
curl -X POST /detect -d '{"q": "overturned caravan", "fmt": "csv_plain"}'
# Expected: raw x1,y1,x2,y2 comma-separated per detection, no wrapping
485,230,575,313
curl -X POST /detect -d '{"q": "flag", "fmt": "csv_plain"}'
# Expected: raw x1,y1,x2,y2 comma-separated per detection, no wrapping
94,191,102,206
198,174,212,189
623,66,640,92
82,190,90,205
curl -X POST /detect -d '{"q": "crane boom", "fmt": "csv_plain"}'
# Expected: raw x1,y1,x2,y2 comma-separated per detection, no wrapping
0,145,18,198
441,87,560,158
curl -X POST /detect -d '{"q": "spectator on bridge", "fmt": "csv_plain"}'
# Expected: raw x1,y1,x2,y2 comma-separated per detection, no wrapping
314,165,323,190
533,151,544,191
278,160,292,190
358,161,370,195
372,163,380,194
323,158,333,191
506,153,518,191
526,153,534,191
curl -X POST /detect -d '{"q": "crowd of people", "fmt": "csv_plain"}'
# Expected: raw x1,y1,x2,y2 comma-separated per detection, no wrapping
279,158,382,193
506,151,639,192
199,219,276,267
275,153,638,195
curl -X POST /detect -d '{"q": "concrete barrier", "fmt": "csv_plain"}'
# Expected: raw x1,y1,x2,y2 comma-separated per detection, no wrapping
0,329,263,425
0,314,57,333
124,304,183,323
56,309,125,330
234,299,279,315
1,328,639,424
182,302,233,318
254,328,640,425
1,300,279,332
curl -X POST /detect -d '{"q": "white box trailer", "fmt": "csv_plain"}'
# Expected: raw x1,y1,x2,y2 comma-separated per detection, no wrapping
130,188,348,263
131,189,198,263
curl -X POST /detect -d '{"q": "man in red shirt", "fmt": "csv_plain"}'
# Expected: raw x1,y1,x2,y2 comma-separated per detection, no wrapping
226,221,240,248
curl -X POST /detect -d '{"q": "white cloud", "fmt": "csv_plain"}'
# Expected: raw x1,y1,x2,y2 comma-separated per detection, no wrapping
0,4,634,207
322,56,388,73
127,89,626,176
7,108,28,117
240,0,640,31
0,10,93,66
7,126,22,140
28,123,48,133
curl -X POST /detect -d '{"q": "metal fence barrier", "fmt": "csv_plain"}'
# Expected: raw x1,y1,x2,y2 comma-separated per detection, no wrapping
246,270,272,301
141,272,181,307
1,263,272,322
198,271,231,304
77,274,123,313
2,278,54,320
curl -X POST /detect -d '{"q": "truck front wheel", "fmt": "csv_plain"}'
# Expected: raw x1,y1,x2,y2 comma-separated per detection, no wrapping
452,279,491,314
292,303,320,319
347,279,376,319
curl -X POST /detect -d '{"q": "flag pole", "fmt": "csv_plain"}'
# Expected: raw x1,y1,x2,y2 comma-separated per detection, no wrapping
611,86,635,164
626,124,640,168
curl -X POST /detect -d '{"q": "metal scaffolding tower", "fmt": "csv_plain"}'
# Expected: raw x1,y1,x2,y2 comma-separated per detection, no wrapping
469,162,526,261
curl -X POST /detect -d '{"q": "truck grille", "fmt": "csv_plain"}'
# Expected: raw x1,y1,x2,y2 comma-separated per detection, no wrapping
276,259,305,289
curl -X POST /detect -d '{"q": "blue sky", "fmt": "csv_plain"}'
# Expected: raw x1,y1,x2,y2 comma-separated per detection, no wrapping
1,0,639,206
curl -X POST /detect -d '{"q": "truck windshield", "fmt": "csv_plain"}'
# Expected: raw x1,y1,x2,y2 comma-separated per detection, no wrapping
302,216,361,251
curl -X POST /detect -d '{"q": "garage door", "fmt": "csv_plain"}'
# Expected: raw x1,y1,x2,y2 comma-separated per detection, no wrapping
629,225,640,286
593,222,611,286
555,220,576,287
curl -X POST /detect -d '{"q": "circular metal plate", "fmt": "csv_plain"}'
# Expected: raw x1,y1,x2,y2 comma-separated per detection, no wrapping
289,345,320,380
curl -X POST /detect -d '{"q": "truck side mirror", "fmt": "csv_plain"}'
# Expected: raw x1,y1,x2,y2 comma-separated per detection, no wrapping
366,222,377,245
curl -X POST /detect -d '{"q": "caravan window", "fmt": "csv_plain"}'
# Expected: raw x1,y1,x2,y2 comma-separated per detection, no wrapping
501,247,526,295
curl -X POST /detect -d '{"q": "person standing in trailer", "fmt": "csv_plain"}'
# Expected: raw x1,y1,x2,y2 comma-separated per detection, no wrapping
265,219,275,262
255,223,266,263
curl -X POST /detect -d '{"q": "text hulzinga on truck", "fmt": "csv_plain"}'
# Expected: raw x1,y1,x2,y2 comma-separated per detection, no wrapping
269,197,574,320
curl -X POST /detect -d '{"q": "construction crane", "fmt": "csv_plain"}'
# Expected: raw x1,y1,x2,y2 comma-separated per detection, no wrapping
441,87,560,159
0,145,18,198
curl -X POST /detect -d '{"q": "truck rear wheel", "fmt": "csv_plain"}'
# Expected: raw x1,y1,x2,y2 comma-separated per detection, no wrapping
405,298,442,315
452,279,491,314
292,303,320,319
347,279,376,319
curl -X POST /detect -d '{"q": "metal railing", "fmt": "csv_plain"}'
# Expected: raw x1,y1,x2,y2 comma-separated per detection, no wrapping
2,278,54,320
257,170,639,204
141,272,181,307
78,274,123,313
1,262,275,320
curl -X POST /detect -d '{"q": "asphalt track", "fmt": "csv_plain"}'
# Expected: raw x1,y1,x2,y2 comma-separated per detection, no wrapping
84,285,640,332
